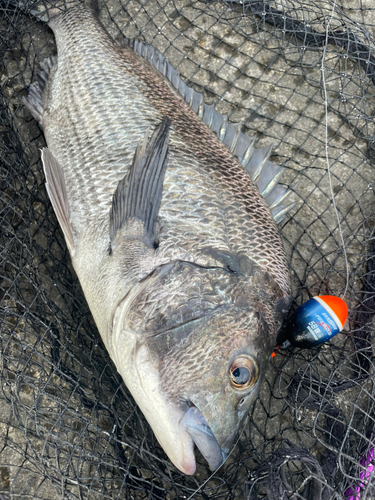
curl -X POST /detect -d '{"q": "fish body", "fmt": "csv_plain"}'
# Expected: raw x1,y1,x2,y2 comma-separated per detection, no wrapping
24,0,291,475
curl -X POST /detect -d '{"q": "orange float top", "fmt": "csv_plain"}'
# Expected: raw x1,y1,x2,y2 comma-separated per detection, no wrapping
316,295,348,330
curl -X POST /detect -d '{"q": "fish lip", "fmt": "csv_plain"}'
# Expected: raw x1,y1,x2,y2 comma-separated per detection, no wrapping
180,406,227,472
110,337,198,475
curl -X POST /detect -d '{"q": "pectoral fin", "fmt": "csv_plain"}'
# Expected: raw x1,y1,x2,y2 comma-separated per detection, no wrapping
109,117,171,250
41,148,75,255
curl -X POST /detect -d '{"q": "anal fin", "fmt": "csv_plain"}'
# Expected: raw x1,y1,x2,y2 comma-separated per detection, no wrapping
41,148,75,255
23,56,57,129
109,118,171,250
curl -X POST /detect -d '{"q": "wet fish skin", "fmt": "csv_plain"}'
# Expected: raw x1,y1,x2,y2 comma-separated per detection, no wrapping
24,0,291,475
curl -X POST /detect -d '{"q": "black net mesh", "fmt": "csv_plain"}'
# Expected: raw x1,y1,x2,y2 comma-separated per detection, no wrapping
1,0,375,498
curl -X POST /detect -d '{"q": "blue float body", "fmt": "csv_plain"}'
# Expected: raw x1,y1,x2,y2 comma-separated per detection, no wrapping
280,297,341,349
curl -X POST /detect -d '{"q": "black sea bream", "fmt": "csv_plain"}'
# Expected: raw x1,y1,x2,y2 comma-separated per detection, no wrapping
24,0,293,474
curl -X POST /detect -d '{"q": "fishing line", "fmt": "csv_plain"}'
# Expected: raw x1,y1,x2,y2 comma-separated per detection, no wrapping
321,0,349,299
187,7,348,497
187,7,347,499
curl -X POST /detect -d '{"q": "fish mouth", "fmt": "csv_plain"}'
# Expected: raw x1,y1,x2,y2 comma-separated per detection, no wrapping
180,406,227,472
110,340,227,474
110,297,227,476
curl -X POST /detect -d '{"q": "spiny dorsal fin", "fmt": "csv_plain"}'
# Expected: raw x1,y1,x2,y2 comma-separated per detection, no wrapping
23,56,57,129
128,39,296,223
109,117,171,250
41,148,75,255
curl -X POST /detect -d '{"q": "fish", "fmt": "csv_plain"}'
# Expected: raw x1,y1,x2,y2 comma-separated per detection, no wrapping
23,0,293,475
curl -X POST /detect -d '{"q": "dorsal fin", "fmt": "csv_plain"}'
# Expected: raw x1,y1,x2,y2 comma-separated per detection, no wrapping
128,39,297,223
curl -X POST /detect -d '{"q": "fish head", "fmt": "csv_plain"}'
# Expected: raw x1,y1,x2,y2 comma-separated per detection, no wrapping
110,260,288,475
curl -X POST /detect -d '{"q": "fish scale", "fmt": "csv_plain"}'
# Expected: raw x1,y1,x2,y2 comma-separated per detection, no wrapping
44,6,288,289
24,0,292,475
45,14,152,221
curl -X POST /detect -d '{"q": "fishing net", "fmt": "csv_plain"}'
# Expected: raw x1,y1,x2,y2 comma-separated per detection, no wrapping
1,0,375,498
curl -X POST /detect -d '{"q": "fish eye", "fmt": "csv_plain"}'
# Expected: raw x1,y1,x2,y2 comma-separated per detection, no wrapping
229,355,259,391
